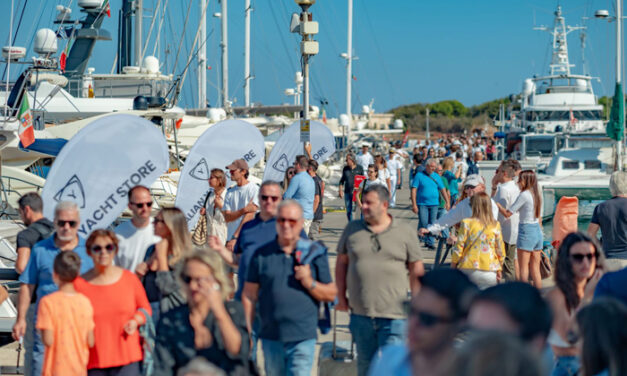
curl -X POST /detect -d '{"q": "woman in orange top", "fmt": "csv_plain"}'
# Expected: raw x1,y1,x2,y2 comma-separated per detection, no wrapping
74,229,151,375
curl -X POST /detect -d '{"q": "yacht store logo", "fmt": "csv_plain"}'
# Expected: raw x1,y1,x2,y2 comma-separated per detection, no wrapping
189,158,210,180
272,154,290,173
53,175,86,208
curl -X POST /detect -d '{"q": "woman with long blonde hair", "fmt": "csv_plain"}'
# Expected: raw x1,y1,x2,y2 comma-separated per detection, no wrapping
452,192,505,289
374,155,392,194
136,207,192,322
496,170,544,288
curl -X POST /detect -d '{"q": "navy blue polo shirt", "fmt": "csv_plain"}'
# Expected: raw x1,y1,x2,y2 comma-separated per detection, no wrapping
595,268,627,306
246,239,332,342
233,214,307,300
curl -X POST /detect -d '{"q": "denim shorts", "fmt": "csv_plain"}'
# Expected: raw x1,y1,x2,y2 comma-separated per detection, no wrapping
517,222,543,251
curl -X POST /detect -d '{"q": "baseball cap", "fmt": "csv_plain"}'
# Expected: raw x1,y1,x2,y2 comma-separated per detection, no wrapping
464,174,484,187
389,148,396,153
226,159,249,171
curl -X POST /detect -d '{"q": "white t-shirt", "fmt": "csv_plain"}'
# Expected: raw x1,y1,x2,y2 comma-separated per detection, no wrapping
377,168,391,187
494,180,520,244
454,160,468,179
224,181,260,240
356,152,374,172
114,220,161,272
509,190,538,224
386,158,402,180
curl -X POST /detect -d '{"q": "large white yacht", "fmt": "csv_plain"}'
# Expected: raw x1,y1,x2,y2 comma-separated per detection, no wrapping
513,6,604,134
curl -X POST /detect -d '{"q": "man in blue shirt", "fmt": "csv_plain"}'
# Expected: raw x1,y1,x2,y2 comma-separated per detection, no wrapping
467,150,483,176
12,201,94,376
242,200,337,376
595,267,627,306
411,158,449,249
284,155,315,235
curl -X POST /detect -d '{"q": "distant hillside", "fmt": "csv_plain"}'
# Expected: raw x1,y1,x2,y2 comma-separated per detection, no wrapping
391,95,615,133
389,97,516,133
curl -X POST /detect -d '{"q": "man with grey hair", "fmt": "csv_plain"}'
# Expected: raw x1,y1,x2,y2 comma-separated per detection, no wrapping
411,158,449,249
587,171,627,271
243,200,336,376
12,201,94,376
336,184,424,376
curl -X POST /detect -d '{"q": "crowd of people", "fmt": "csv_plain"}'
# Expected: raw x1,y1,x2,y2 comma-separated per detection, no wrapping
5,134,627,376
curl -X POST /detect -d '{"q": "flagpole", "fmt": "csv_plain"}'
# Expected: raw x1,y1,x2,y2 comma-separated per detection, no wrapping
5,0,14,122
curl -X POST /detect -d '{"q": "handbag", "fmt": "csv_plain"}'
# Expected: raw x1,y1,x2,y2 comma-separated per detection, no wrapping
455,227,485,267
191,191,213,246
540,247,553,279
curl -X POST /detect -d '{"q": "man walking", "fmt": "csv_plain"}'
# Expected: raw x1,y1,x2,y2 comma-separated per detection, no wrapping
587,171,627,271
114,185,161,272
356,144,374,172
283,155,315,235
492,161,520,281
242,200,336,376
12,202,94,376
14,193,54,376
411,158,448,249
386,149,403,208
224,159,259,251
308,159,324,240
467,150,483,176
336,184,424,376
339,154,364,222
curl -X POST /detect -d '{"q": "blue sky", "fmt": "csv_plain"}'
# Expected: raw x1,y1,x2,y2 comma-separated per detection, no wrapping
1,0,622,115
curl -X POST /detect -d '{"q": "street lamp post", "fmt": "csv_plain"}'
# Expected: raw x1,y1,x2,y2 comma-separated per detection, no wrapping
596,2,624,171
293,0,319,153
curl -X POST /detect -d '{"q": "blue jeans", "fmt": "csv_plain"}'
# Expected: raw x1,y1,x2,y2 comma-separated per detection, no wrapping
551,355,580,376
345,195,354,222
261,338,316,376
349,314,406,376
418,205,438,247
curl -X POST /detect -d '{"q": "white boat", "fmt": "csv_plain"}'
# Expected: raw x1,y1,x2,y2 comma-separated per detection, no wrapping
512,6,604,134
538,147,613,219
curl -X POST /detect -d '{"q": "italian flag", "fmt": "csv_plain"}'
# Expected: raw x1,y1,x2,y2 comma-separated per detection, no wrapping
103,0,111,17
18,96,35,148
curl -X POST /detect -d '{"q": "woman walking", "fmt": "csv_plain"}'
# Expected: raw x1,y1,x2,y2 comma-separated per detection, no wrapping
546,232,604,376
374,155,392,194
75,230,151,375
452,192,505,288
496,170,543,287
136,207,192,323
199,168,228,245
441,156,461,205
153,249,249,375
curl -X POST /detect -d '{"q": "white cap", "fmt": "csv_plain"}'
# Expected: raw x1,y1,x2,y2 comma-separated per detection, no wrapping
464,174,484,187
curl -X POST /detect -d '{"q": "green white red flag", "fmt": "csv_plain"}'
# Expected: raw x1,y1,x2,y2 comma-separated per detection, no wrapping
18,96,35,147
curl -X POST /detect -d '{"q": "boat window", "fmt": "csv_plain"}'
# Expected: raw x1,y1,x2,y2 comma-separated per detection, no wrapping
562,160,579,169
584,160,602,169
573,110,603,121
526,138,554,157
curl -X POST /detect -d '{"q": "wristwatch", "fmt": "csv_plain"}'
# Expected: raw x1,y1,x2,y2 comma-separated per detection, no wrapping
308,280,317,290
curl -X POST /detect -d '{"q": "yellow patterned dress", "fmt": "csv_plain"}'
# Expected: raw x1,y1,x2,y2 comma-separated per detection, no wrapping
452,218,505,272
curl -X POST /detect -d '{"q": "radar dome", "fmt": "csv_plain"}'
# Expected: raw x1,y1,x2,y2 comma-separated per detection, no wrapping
522,79,534,96
208,108,227,122
393,119,404,129
78,0,105,8
362,105,370,114
575,79,588,88
34,29,58,55
142,56,160,74
339,114,350,127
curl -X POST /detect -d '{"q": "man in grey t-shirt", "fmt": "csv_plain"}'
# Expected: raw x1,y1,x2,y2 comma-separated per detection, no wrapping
336,184,424,376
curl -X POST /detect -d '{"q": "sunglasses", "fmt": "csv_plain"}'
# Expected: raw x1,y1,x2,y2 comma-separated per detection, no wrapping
277,217,299,226
261,195,280,202
570,253,597,263
56,220,78,228
410,308,453,327
287,171,295,176
181,274,213,286
90,244,117,253
463,185,475,191
131,201,153,209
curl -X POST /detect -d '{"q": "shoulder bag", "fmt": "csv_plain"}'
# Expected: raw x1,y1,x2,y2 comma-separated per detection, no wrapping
191,191,213,246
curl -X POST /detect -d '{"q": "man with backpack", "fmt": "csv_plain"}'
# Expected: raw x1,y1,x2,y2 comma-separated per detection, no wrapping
15,193,54,376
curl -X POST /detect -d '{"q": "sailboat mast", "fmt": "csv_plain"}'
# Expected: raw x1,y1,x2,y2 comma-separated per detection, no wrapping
616,0,624,171
346,0,353,144
135,0,143,66
244,0,251,107
220,0,229,109
198,0,208,108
